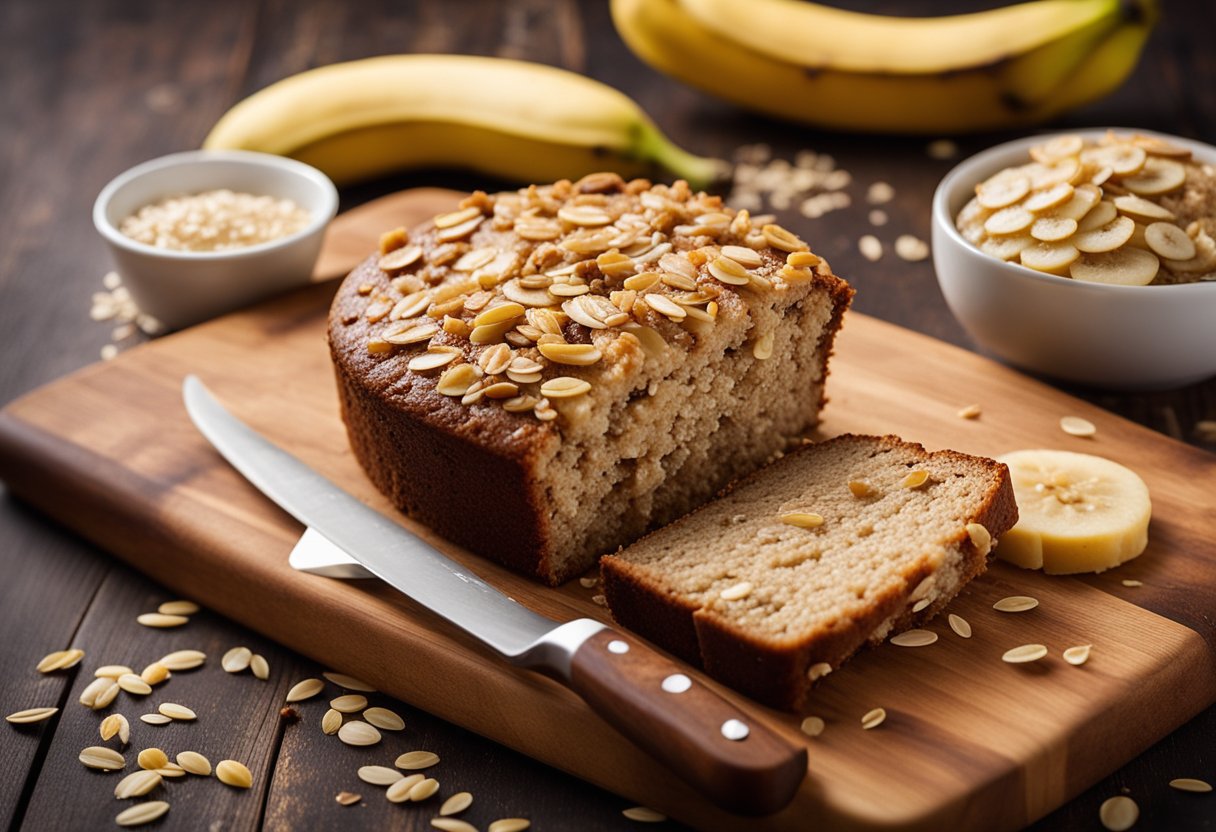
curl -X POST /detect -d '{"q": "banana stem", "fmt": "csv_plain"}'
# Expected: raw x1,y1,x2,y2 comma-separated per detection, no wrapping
638,125,730,191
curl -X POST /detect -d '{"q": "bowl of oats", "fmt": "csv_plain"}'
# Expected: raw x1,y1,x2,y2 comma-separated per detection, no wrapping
932,128,1216,389
94,150,338,330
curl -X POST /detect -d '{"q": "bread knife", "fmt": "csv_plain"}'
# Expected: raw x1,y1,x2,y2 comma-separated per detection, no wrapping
182,376,806,816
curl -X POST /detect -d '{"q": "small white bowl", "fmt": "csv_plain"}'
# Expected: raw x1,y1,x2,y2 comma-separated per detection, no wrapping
932,128,1216,390
94,150,338,330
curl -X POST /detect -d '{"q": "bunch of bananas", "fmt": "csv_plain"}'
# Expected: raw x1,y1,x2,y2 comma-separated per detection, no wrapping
203,55,724,189
611,0,1158,133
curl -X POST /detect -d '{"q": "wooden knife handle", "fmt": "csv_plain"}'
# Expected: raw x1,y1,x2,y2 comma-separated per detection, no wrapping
567,628,806,816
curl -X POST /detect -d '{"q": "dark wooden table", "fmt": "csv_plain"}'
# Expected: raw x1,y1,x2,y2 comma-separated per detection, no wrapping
2,1,1213,830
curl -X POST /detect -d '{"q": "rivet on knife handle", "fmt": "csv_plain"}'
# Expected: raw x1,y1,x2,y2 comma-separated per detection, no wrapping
560,627,806,816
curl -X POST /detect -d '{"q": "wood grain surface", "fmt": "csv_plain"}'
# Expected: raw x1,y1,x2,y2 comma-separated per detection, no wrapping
1,188,1214,830
2,0,1215,830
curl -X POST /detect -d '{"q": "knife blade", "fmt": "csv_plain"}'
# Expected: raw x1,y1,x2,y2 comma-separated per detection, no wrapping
182,375,806,816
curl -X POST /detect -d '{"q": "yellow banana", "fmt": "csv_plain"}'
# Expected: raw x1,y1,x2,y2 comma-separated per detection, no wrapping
611,0,1157,134
203,55,724,189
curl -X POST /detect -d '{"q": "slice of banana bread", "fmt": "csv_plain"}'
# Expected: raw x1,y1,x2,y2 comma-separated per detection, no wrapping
329,174,853,585
601,434,1018,710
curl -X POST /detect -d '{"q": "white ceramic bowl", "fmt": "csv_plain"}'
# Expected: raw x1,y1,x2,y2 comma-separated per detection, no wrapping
94,150,338,330
932,128,1216,390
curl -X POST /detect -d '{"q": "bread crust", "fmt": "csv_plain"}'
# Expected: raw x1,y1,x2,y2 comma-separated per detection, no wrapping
601,434,1019,710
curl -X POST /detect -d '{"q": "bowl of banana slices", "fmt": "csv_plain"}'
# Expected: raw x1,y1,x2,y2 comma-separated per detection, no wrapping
932,128,1216,390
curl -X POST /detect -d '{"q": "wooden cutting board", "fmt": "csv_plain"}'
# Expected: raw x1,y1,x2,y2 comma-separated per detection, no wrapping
2,189,1214,831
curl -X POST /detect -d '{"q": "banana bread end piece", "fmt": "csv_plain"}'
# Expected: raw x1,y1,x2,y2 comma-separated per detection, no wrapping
601,434,1018,709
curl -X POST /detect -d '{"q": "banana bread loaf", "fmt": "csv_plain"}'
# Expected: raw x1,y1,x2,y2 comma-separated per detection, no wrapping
328,174,853,585
601,434,1018,709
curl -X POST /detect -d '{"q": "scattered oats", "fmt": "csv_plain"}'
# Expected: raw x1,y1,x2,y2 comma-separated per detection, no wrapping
800,716,825,737
868,209,888,226
858,235,883,262
901,470,930,489
861,708,887,730
321,708,343,735
101,344,119,361
324,671,376,692
780,512,824,529
158,650,205,671
386,774,426,803
176,751,211,776
1063,645,1092,666
895,235,930,262
409,778,440,802
336,791,362,806
847,480,873,498
867,182,895,204
157,600,199,616
622,806,666,822
137,748,168,771
136,613,188,628
488,821,531,832
117,674,152,696
6,707,58,724
948,614,972,638
139,714,171,725
155,764,186,779
114,769,162,799
928,139,959,160
100,714,130,744
338,720,381,747
216,760,253,789
104,271,122,290
95,666,135,680
1002,644,1049,664
250,654,269,680
1168,778,1212,793
719,581,753,601
331,694,368,713
579,576,598,588
911,598,931,613
1099,795,1139,831
36,648,86,673
993,596,1039,613
1121,579,1143,587
140,663,169,686
115,800,170,827
591,594,607,606
957,403,982,420
432,819,478,832
396,750,440,770
222,646,253,673
440,791,473,816
1060,416,1097,437
157,703,196,721
807,662,832,681
79,677,111,708
359,765,405,786
80,746,126,771
363,706,405,732
890,629,938,647
286,678,325,702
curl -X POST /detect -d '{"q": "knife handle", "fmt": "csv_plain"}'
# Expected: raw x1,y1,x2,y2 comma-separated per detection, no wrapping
566,627,806,816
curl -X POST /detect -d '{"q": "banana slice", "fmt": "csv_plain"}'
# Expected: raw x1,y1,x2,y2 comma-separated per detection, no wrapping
1113,194,1175,223
1070,246,1159,285
997,450,1151,574
1031,216,1078,242
1076,200,1117,232
1120,157,1186,196
1020,240,1079,275
985,206,1034,236
1048,184,1101,221
981,234,1034,261
976,174,1031,210
1023,182,1074,213
1080,143,1147,176
1144,222,1197,261
1073,215,1134,253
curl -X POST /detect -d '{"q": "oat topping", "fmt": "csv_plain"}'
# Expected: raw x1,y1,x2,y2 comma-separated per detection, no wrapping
350,174,824,423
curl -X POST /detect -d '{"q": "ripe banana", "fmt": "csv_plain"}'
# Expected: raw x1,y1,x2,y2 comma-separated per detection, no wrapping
611,0,1158,134
203,55,724,189
996,449,1151,574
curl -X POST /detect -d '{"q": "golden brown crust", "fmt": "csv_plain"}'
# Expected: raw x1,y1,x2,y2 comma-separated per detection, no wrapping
601,434,1019,710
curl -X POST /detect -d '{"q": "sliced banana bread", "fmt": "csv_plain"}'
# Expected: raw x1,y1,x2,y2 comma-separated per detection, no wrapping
601,434,1018,710
329,174,852,585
